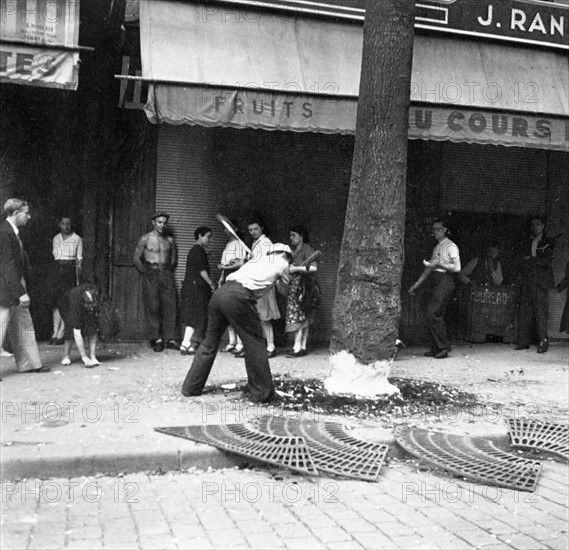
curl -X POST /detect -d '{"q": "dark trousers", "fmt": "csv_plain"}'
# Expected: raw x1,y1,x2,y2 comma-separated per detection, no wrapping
426,272,455,352
518,282,549,345
142,269,177,342
182,281,275,403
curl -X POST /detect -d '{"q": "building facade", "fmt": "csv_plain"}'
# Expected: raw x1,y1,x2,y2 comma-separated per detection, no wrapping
113,0,569,343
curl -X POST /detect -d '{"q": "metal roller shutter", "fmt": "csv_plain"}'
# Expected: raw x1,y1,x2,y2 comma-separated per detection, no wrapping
155,125,353,343
440,143,548,215
156,126,226,291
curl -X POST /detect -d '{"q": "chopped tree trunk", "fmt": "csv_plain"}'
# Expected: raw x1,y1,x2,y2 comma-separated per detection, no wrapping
327,0,415,395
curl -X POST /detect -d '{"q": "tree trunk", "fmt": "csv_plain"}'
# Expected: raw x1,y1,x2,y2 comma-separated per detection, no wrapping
330,0,415,364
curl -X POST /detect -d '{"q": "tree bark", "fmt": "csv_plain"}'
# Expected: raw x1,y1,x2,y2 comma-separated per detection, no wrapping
330,0,415,364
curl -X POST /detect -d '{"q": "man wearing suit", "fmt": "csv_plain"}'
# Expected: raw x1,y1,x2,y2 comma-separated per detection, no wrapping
516,215,555,354
0,199,50,374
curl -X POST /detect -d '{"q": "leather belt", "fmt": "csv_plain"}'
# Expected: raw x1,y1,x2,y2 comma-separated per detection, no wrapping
146,263,172,271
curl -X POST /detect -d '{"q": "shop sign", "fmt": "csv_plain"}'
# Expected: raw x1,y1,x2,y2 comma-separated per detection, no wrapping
144,85,358,134
0,44,78,89
0,0,80,89
471,288,511,305
409,106,569,150
207,0,568,50
145,85,569,150
118,55,148,110
416,0,569,50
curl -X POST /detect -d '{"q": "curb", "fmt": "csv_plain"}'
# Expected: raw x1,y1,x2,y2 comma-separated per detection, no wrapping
0,444,249,481
0,431,513,481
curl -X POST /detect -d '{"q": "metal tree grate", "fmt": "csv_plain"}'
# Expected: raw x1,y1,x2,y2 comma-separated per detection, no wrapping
254,415,388,481
507,418,569,461
155,424,319,476
394,426,541,492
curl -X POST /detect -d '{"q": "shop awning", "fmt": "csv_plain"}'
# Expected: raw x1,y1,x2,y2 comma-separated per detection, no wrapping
0,0,82,90
139,0,569,150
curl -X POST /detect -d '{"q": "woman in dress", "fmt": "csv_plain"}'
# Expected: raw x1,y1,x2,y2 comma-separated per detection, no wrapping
245,217,280,358
285,225,319,357
180,227,215,355
50,215,83,345
218,220,248,353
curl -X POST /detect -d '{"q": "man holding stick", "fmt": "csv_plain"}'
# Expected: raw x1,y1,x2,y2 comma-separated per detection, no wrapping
181,243,292,403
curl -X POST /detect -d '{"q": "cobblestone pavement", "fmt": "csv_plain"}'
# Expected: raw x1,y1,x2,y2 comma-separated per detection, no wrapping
2,459,568,550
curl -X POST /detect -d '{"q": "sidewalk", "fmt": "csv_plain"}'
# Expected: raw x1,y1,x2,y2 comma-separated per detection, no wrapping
1,341,568,481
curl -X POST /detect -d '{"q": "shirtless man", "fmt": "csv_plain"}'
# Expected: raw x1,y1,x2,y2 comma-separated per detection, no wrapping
133,212,179,352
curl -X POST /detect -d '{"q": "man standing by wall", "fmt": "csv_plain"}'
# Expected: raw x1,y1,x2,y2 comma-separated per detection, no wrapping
516,216,554,353
133,212,179,352
0,199,50,374
408,219,461,359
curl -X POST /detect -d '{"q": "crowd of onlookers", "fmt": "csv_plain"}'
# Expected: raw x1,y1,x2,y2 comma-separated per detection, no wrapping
1,198,567,389
132,212,320,360
1,202,322,387
409,215,567,358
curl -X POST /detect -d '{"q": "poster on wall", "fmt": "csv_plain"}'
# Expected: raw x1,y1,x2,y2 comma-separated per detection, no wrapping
0,0,80,89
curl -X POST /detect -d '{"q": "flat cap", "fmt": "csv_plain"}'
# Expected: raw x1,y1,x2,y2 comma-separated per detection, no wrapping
151,211,170,220
267,243,293,255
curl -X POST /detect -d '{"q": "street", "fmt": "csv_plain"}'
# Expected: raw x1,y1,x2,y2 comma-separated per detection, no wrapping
2,458,567,549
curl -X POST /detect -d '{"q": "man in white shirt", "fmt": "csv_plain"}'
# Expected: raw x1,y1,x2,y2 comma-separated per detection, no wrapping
50,216,83,344
182,243,292,403
409,219,461,359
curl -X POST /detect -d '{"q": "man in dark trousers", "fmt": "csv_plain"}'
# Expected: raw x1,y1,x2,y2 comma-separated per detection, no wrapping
0,199,50,375
516,216,554,353
133,211,179,352
408,219,461,359
181,243,292,403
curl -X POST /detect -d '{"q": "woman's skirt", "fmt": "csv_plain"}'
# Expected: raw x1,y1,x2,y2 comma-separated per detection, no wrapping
180,281,211,332
256,287,280,321
285,275,317,332
50,262,78,308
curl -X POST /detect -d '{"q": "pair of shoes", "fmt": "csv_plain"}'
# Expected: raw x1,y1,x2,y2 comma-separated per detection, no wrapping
60,357,71,366
514,344,530,350
234,350,245,358
267,350,277,359
224,344,236,353
166,340,180,350
180,345,194,356
424,350,437,357
537,340,549,353
434,349,450,359
286,350,307,358
153,340,165,352
232,347,243,355
54,338,65,345
27,366,51,373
